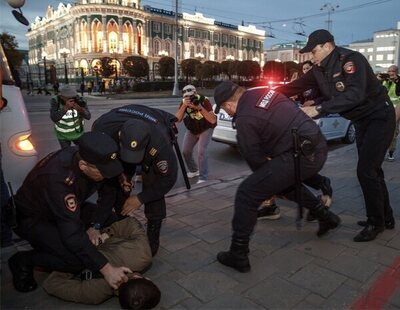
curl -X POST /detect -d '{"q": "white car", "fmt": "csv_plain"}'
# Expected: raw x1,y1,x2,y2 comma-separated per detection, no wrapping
1,45,38,191
212,105,356,146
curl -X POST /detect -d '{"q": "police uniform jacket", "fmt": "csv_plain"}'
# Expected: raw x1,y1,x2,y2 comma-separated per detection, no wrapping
276,47,391,121
43,217,152,305
235,87,323,172
14,147,117,271
92,104,178,205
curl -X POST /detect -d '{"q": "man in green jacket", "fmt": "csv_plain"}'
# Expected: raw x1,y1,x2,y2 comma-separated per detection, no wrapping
43,217,160,307
379,65,400,161
50,85,91,149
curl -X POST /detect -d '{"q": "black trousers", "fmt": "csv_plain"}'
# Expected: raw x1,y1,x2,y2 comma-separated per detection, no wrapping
354,103,396,226
14,202,117,273
232,145,327,240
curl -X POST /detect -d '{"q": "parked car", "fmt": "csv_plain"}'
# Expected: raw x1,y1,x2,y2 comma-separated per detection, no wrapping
1,45,38,191
212,103,356,147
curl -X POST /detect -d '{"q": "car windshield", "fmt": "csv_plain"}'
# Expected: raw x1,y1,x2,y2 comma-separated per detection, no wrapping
0,44,15,86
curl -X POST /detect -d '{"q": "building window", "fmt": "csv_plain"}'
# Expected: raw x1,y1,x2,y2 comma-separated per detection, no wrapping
154,40,160,55
189,29,194,37
377,46,395,51
367,48,373,52
368,55,373,61
249,40,254,47
196,45,201,53
387,54,394,61
109,31,118,50
195,30,201,38
164,24,171,34
242,38,247,46
222,34,228,43
153,22,161,33
214,33,219,42
165,42,171,55
230,36,235,44
376,54,383,61
202,47,207,59
202,31,208,40
359,48,365,52
190,46,195,58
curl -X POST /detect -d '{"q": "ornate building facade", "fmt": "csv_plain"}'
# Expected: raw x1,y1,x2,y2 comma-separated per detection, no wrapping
27,0,265,84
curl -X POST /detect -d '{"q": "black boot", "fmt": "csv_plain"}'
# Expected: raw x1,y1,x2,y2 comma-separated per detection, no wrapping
147,220,162,256
357,218,395,230
353,224,384,242
312,204,341,237
8,251,37,292
217,238,250,273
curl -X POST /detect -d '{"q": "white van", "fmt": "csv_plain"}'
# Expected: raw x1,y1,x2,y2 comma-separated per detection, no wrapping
1,45,38,191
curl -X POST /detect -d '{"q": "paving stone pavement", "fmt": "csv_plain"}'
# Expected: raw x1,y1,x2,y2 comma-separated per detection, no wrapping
1,143,399,309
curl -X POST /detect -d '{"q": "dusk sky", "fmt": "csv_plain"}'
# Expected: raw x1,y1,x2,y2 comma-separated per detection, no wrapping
1,0,399,50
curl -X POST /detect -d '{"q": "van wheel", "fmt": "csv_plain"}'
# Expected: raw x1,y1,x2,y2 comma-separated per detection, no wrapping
342,123,356,144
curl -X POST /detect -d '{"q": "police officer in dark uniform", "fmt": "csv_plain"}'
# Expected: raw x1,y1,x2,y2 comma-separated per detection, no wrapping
214,81,341,273
92,105,178,256
276,29,396,242
8,132,132,292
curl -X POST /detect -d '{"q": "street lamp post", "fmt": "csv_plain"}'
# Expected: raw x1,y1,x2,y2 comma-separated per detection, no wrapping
42,51,51,95
59,48,70,84
172,0,179,96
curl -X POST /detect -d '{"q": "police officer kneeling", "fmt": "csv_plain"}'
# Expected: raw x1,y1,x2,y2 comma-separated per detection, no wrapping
214,81,341,273
8,132,132,292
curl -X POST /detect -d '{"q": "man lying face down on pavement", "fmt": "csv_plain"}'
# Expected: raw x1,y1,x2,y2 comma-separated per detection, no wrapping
43,217,161,309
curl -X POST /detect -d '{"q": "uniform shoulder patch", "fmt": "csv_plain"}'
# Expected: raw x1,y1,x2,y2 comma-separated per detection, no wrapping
156,160,168,174
343,61,356,74
256,90,277,110
64,194,78,212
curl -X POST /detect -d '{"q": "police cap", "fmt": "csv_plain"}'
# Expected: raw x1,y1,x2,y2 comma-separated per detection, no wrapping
300,29,334,54
213,80,239,114
78,132,123,178
119,119,151,164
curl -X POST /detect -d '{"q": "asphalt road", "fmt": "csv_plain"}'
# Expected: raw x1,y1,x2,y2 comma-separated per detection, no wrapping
24,92,346,190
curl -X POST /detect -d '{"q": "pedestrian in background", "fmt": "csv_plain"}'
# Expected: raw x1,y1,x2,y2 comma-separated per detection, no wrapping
50,85,91,149
174,85,216,183
276,29,396,242
378,65,400,161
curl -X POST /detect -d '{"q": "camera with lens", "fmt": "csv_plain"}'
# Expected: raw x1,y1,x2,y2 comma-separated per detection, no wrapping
73,96,86,107
379,73,390,81
189,94,205,106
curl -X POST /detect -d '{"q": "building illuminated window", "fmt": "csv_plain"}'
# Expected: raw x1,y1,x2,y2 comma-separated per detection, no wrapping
165,42,171,55
196,45,201,53
367,48,373,52
376,54,383,61
202,47,207,59
377,46,395,51
359,48,365,52
154,40,160,55
96,31,103,51
190,46,195,58
387,54,394,61
109,31,118,50
81,20,88,51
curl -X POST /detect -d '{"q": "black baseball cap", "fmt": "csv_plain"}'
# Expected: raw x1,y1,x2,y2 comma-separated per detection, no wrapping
300,29,334,54
214,80,239,114
78,132,123,178
119,119,151,164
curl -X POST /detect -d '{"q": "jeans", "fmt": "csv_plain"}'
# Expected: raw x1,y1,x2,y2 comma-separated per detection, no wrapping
182,128,213,180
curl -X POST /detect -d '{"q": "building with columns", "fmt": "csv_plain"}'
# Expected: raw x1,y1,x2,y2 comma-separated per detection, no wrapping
26,0,265,85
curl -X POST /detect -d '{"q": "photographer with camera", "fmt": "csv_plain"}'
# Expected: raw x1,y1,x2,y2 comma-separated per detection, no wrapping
378,65,400,161
175,85,216,183
50,85,91,149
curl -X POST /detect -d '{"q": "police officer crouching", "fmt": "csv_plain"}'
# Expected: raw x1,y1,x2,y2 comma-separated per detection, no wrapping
214,81,341,273
8,132,132,293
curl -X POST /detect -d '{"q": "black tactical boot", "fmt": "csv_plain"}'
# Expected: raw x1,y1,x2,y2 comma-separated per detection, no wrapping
217,238,251,273
313,204,341,237
147,220,162,256
8,251,37,292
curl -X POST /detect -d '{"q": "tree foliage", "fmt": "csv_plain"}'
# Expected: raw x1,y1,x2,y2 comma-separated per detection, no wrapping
238,60,261,79
158,56,175,79
221,60,240,80
99,57,114,78
0,32,24,70
263,61,284,81
123,56,149,78
204,60,221,77
180,58,201,82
